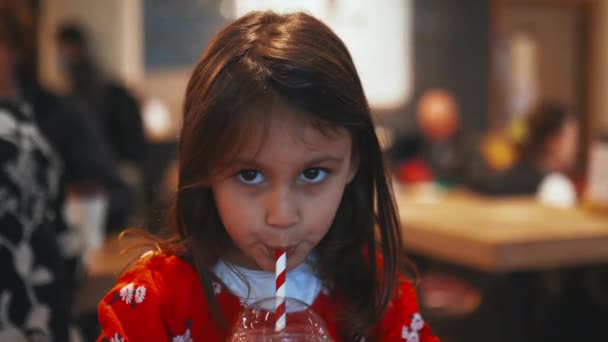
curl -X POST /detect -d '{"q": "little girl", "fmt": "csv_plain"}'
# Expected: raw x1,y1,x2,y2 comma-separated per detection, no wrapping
98,11,439,342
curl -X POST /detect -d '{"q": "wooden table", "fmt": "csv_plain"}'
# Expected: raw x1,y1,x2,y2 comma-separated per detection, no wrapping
397,189,608,272
397,189,608,341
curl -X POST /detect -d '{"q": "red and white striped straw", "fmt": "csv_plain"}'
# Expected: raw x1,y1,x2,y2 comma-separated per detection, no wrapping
275,249,286,333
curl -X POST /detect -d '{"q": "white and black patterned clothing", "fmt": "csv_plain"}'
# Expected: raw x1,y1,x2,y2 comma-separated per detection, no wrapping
0,100,71,341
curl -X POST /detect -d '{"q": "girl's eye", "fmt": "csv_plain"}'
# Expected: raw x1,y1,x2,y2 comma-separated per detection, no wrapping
299,168,328,184
237,169,265,185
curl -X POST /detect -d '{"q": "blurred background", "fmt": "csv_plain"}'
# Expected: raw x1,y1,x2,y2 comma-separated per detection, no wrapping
1,0,607,341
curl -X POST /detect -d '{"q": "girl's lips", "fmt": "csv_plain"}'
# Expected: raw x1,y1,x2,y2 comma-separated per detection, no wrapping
268,246,296,258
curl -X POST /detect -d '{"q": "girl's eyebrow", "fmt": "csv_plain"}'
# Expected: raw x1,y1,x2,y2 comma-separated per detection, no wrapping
231,155,345,169
303,156,345,167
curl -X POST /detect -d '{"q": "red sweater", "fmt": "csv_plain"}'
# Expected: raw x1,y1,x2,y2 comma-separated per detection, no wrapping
98,253,439,341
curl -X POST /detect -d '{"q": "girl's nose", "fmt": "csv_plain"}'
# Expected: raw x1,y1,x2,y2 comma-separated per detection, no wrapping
265,186,300,229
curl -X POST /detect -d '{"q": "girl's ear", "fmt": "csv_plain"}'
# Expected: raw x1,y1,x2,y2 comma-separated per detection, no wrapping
346,153,359,183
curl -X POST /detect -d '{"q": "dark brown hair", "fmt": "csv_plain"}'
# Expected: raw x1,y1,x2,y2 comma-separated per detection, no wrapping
0,2,36,80
153,11,405,339
0,1,31,49
521,102,575,161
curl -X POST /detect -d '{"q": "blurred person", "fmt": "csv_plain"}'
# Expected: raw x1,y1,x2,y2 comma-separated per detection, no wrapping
391,88,470,188
56,23,146,170
0,99,73,340
56,23,147,231
468,102,579,196
1,2,128,333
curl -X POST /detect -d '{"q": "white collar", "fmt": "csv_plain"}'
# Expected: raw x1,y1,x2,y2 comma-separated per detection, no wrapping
212,257,322,307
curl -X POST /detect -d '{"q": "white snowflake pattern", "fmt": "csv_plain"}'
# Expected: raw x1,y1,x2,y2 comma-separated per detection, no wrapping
410,313,424,331
119,283,135,304
401,327,419,342
239,297,248,307
401,312,425,341
109,333,125,342
172,328,192,342
134,285,147,304
212,282,222,295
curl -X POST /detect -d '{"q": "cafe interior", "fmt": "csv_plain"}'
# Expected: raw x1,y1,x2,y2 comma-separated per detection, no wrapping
1,0,607,341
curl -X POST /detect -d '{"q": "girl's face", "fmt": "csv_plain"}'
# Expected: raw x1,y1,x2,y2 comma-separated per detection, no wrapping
211,104,357,272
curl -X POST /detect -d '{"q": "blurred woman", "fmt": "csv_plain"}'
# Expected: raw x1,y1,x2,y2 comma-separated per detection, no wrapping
469,103,579,195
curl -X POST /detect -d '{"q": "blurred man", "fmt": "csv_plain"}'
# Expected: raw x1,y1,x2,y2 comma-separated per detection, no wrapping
56,24,148,233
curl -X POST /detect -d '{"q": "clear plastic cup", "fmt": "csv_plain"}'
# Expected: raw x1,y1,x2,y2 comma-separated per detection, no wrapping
229,297,333,342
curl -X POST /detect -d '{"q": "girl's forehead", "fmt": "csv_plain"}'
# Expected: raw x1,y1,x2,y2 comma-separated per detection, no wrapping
245,98,347,139
226,102,350,160
241,114,350,156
